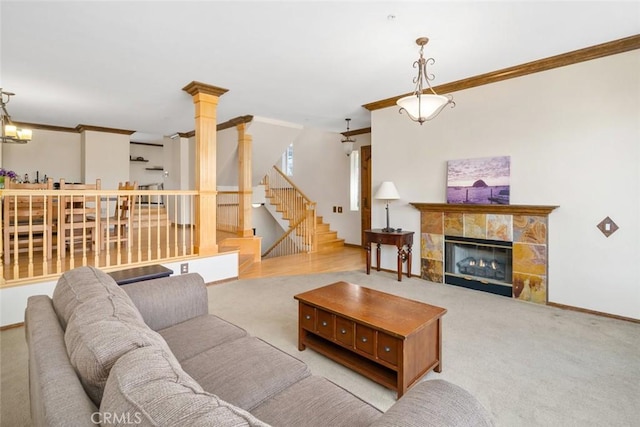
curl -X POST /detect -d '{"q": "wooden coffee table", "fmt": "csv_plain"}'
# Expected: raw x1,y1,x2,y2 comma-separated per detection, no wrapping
294,281,447,398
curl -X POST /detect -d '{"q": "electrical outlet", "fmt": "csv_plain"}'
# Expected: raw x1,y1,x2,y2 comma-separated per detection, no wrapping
180,263,189,274
338,206,343,213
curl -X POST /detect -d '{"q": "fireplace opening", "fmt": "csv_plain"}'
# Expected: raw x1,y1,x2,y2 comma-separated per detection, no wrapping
444,236,512,297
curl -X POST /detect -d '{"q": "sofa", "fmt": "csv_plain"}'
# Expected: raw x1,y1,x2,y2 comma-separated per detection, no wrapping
25,266,493,426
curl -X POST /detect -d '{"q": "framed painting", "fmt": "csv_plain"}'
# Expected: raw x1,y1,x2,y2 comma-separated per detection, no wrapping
447,156,510,204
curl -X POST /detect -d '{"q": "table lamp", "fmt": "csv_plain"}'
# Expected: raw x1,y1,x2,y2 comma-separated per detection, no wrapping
374,181,400,232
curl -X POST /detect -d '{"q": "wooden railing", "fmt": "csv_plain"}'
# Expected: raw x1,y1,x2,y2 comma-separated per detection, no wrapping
262,166,317,258
217,191,239,233
0,188,197,285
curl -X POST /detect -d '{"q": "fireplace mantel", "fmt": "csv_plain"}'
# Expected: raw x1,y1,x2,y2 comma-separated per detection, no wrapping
410,203,558,216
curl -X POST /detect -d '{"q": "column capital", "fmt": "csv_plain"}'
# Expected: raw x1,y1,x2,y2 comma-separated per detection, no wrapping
182,81,229,97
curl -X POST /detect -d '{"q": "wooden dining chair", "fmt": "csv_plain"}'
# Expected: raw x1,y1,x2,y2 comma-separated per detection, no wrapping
58,179,101,258
3,178,54,265
102,181,138,250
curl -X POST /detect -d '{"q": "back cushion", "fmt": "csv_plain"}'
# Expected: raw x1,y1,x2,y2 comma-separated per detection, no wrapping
64,288,168,406
53,266,140,330
101,346,271,427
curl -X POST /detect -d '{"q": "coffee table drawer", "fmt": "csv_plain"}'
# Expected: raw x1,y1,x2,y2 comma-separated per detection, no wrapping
377,333,400,366
335,317,354,347
300,303,315,331
316,309,335,340
355,324,375,355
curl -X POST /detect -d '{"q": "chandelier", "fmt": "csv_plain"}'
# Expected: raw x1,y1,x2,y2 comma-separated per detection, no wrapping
341,118,355,157
397,37,455,124
1,89,32,143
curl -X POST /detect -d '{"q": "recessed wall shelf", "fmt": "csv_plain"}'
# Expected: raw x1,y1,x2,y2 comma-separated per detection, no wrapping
130,156,149,162
145,167,163,171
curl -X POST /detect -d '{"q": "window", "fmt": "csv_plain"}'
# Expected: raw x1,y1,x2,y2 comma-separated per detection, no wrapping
281,143,294,176
350,149,360,211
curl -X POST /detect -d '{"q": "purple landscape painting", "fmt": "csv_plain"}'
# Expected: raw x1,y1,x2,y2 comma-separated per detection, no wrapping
447,156,511,204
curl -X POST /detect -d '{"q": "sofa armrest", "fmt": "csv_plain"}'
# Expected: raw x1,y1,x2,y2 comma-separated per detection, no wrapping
370,380,493,427
25,295,97,426
122,273,208,331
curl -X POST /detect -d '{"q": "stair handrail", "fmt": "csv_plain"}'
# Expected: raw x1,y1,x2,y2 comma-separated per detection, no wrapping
262,166,318,258
272,165,313,204
262,213,308,258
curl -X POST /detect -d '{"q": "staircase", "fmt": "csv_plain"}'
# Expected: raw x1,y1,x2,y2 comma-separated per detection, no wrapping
263,167,344,257
313,215,345,251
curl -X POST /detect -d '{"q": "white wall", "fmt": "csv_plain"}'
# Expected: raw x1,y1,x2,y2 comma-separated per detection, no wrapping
2,128,82,183
0,253,238,326
129,142,164,186
82,130,130,189
371,50,639,319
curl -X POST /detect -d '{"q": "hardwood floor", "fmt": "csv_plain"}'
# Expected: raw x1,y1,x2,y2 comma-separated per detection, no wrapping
239,246,366,279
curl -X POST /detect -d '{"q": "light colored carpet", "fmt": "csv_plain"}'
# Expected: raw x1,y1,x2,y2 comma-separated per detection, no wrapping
2,270,638,426
206,270,640,427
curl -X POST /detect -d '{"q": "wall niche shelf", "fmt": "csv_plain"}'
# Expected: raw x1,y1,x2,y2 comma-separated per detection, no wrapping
145,167,164,171
130,157,149,162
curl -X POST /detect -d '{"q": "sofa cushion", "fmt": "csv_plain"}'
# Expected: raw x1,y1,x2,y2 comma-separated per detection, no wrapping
65,294,169,406
251,375,382,427
181,336,311,411
101,346,270,427
52,266,140,330
159,314,247,362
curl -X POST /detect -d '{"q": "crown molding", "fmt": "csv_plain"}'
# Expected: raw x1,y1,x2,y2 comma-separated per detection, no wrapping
75,124,136,135
363,34,640,112
182,81,229,97
12,122,78,133
342,127,371,137
217,115,254,131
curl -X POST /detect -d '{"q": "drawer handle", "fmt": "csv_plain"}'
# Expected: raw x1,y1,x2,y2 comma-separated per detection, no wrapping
321,321,328,327
361,337,368,343
384,346,391,352
304,315,311,320
340,329,347,334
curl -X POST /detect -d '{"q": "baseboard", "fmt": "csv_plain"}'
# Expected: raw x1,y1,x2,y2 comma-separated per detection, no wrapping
1,322,24,331
547,302,639,324
344,243,364,249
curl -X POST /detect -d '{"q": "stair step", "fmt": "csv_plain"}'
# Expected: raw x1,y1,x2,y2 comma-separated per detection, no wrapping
316,230,338,243
318,238,345,251
238,254,254,272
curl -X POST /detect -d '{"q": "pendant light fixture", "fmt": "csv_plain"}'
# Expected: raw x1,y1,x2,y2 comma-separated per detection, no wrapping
1,89,32,144
341,118,355,157
396,37,455,124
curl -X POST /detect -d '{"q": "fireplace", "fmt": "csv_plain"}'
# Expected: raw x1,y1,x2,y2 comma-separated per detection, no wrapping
444,236,512,297
410,203,558,304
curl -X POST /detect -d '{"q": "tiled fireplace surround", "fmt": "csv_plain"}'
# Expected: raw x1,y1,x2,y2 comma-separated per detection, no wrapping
411,203,558,304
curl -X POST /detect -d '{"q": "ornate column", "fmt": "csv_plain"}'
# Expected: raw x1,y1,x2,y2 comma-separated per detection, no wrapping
182,81,228,255
237,121,254,237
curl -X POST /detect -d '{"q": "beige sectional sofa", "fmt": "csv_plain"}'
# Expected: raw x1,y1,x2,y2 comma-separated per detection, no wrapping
25,266,493,426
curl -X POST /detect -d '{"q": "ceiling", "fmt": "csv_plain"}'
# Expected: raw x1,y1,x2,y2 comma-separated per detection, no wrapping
2,1,639,141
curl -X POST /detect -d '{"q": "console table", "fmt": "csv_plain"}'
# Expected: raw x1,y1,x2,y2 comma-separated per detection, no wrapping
364,229,414,281
294,281,447,398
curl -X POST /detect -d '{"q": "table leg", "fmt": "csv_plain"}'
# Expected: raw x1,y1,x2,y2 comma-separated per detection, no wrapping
407,244,412,278
365,243,371,275
376,243,381,271
396,246,402,282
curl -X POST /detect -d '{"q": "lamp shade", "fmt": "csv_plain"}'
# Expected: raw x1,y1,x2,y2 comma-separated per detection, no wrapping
342,140,354,156
374,181,400,201
396,94,450,122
